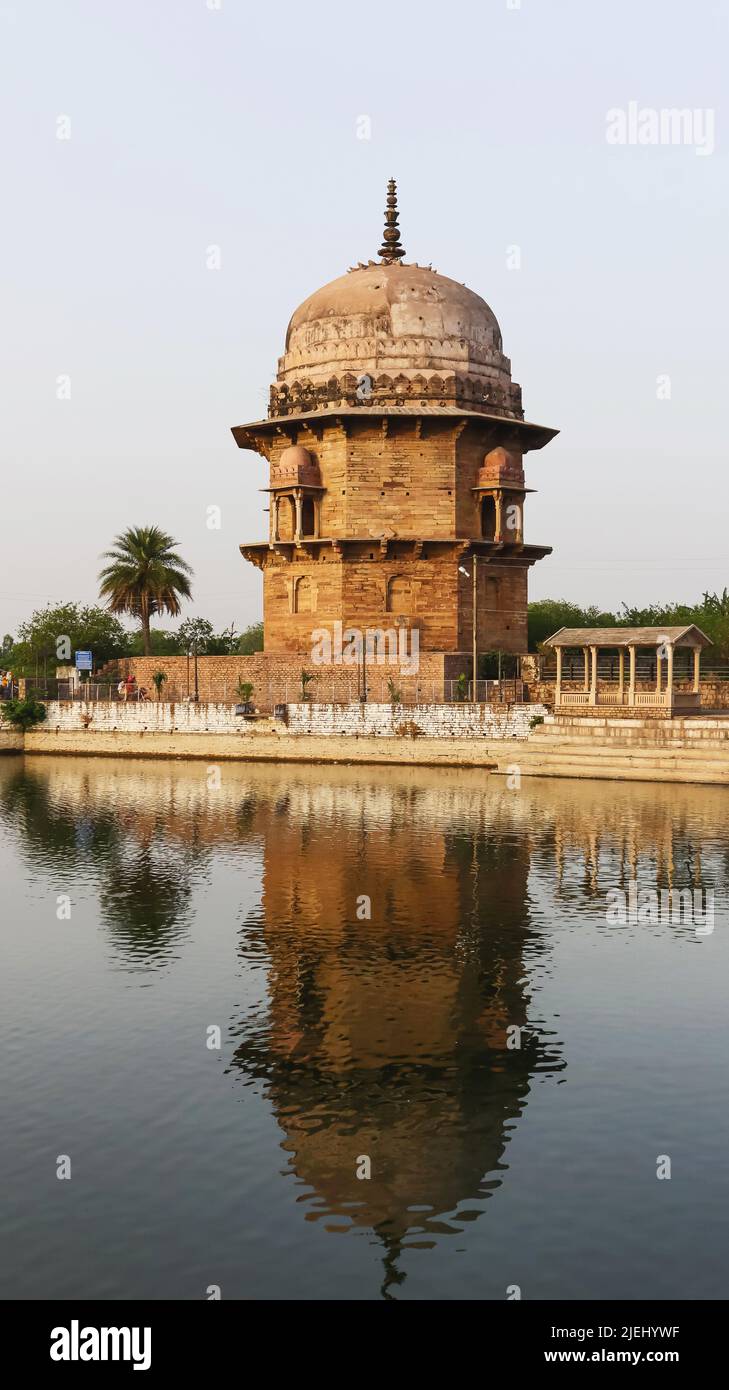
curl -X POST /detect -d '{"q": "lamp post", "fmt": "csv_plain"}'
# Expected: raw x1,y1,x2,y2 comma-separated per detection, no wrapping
459,554,478,701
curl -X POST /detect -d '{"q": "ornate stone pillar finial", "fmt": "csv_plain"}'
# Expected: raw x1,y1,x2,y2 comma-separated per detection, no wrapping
378,177,406,263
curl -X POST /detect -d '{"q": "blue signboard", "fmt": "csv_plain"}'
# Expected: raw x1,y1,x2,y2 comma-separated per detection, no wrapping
75,651,93,671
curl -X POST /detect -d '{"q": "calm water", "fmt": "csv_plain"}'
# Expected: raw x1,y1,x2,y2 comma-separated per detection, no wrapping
1,754,727,1301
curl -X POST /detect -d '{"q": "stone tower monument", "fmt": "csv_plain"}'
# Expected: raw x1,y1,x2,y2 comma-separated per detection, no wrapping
232,180,557,692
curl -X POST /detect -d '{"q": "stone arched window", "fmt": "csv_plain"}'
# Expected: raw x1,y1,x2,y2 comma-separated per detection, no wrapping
277,495,296,542
301,496,316,537
294,576,315,614
386,575,411,613
480,496,496,541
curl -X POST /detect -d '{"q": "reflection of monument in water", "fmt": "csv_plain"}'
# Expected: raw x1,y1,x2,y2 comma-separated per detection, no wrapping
229,784,565,1296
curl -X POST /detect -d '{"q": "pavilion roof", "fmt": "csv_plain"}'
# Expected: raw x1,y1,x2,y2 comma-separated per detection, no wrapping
544,625,712,649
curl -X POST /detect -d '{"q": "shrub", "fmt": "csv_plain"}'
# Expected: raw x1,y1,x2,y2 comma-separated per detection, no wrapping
387,676,402,706
0,697,47,731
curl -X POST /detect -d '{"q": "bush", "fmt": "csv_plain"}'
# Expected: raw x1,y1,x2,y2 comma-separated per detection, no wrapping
387,676,402,705
455,673,469,702
152,670,168,700
0,698,48,730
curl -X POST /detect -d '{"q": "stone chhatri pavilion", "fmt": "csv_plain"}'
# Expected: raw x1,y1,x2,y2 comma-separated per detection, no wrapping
232,180,557,687
545,625,712,713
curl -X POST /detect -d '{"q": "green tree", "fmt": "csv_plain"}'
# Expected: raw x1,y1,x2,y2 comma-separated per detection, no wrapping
235,622,264,655
98,526,193,657
176,617,213,654
619,592,729,663
125,628,181,657
528,600,618,651
696,590,729,660
207,621,239,655
10,603,128,677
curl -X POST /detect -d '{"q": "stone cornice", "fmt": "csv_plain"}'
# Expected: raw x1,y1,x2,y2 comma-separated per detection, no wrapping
239,537,552,563
232,408,557,455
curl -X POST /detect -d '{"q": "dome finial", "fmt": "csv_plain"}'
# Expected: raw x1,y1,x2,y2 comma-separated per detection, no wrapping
378,177,406,263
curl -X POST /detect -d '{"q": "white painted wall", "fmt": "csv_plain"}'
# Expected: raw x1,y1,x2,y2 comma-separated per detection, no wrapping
43,700,546,740
44,701,245,733
285,702,546,739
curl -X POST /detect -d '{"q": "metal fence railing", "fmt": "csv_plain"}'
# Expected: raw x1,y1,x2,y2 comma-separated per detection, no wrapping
20,676,528,709
538,659,729,682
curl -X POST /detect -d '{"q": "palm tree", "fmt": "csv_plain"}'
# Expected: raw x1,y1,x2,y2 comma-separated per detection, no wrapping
98,526,193,656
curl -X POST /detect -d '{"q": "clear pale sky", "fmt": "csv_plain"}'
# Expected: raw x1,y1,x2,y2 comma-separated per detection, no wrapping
1,0,726,637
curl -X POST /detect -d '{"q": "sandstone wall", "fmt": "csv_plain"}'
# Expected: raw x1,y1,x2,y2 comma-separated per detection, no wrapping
253,416,537,658
118,653,463,706
0,728,23,754
24,727,506,768
343,419,457,538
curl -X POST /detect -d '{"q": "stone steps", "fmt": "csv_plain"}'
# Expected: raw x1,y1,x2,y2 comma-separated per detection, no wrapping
531,732,729,751
501,748,729,784
521,747,729,769
503,724,729,783
531,718,729,747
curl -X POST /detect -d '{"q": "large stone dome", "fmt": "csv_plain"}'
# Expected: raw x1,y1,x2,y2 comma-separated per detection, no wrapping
268,182,523,422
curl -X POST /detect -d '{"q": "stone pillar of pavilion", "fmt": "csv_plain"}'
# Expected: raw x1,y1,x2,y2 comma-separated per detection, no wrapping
693,648,701,693
555,646,562,706
628,645,637,705
666,642,674,708
618,648,625,703
589,645,598,705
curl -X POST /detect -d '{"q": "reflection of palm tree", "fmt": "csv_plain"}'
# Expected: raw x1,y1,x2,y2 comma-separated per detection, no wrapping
98,842,196,970
0,764,202,971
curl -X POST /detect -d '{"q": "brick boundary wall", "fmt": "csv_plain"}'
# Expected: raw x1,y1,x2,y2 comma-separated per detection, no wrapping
119,652,476,708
